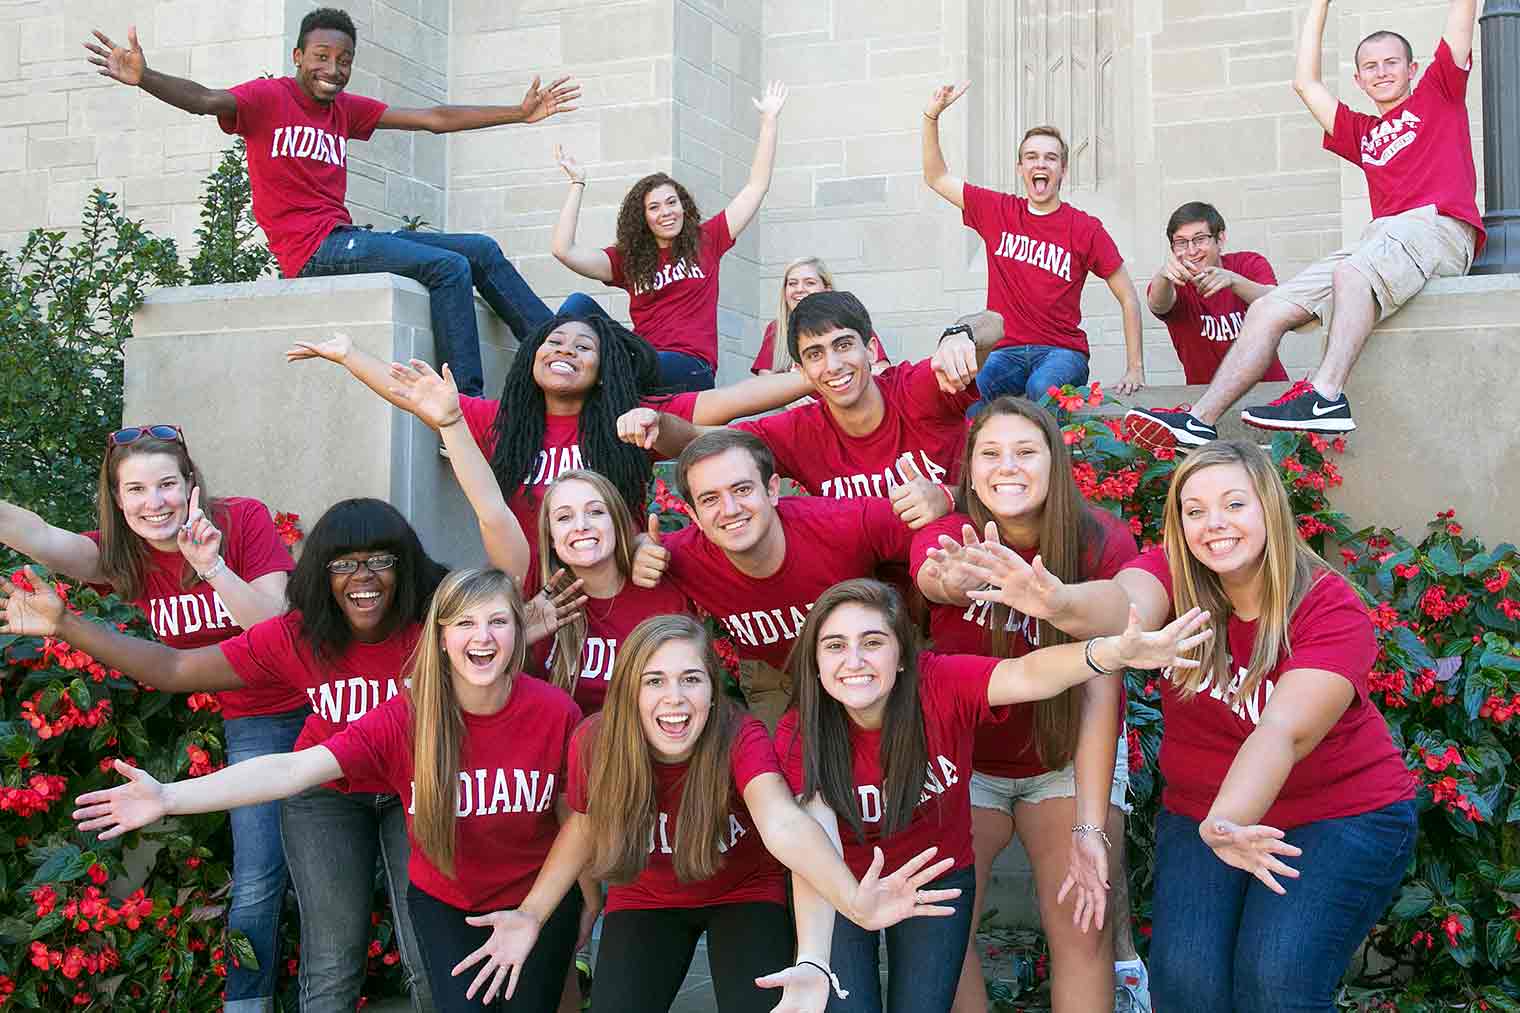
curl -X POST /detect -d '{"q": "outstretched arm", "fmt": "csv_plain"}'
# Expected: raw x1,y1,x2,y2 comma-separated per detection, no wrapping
550,145,615,283
0,501,106,583
287,332,413,411
922,82,970,209
690,370,813,424
378,75,580,132
1292,0,1339,133
928,309,1005,394
1,569,245,693
84,27,236,117
1107,266,1147,396
1444,0,1478,67
74,750,340,841
725,82,789,240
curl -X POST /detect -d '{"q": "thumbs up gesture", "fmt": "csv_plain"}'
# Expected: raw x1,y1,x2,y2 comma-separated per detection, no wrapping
631,513,671,588
888,456,954,530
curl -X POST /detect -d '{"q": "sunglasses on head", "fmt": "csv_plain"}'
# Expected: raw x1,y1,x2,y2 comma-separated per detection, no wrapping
108,425,185,448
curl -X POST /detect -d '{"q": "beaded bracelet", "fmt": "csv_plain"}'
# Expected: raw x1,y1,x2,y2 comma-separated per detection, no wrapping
1072,823,1113,849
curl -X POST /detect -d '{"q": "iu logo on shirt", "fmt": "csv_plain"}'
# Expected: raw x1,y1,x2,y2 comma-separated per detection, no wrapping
722,603,814,648
149,591,236,640
632,259,707,296
268,125,351,166
647,809,751,855
819,450,950,500
407,767,557,817
1200,311,1245,343
1360,110,1421,167
992,233,1073,282
854,754,960,822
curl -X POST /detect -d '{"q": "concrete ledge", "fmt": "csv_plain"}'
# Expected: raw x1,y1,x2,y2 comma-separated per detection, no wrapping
125,273,517,567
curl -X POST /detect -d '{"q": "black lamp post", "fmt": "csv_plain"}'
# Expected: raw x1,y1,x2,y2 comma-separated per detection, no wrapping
1471,0,1520,273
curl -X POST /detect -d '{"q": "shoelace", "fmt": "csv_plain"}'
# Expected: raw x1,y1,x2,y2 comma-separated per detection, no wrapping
1267,378,1316,406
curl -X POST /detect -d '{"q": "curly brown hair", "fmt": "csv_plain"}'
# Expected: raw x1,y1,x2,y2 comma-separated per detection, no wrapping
614,173,703,294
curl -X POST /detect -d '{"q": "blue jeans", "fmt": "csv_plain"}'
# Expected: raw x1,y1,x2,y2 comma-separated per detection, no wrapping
223,706,309,1013
1151,801,1416,1013
556,291,716,392
828,865,975,1013
280,787,435,1013
299,227,553,397
972,344,1090,410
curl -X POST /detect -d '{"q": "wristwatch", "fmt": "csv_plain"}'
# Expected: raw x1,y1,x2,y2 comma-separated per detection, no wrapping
938,323,973,344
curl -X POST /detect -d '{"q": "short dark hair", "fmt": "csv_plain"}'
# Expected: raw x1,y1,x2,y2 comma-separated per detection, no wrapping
297,8,357,50
1166,201,1227,241
674,429,776,503
787,290,873,363
1355,30,1413,66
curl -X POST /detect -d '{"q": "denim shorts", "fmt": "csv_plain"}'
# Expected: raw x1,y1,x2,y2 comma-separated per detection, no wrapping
969,731,1131,814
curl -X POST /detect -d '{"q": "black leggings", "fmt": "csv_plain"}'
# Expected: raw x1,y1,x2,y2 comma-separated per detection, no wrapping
406,883,581,1012
591,901,793,1013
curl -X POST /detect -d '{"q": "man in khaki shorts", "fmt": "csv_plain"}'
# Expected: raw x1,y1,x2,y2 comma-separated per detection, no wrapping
1125,0,1482,448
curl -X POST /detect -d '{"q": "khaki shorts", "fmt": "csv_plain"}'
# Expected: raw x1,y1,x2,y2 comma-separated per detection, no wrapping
1272,204,1476,328
969,730,1132,815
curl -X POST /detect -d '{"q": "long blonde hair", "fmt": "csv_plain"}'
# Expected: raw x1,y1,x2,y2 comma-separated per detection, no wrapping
537,470,640,694
769,257,837,373
408,568,529,877
581,614,738,884
1162,440,1326,704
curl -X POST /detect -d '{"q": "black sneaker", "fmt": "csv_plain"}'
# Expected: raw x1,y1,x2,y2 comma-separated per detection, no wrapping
1123,406,1218,450
1240,380,1356,434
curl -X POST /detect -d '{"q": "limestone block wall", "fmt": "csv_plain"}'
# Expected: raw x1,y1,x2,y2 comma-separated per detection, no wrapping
0,0,448,253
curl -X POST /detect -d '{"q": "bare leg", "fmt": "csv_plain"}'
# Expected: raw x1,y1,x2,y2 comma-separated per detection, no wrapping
1191,295,1314,424
1013,796,1114,1013
950,806,1016,1013
1309,264,1379,397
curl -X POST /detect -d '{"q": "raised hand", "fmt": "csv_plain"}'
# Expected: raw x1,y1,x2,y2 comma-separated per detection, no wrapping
285,332,354,365
388,359,462,430
1192,266,1236,299
752,80,789,119
0,567,65,637
616,407,661,450
176,487,223,575
1200,818,1302,894
1055,829,1110,933
631,514,670,589
924,81,971,119
520,74,581,124
84,27,146,86
848,846,963,931
72,760,168,841
1161,249,1196,289
451,908,543,1003
755,963,834,1012
1101,604,1213,672
929,327,978,394
523,569,588,645
554,143,586,183
887,459,950,530
962,526,1072,620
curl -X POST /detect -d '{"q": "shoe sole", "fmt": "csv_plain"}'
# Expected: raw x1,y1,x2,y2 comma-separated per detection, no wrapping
1123,412,1212,451
1240,412,1356,434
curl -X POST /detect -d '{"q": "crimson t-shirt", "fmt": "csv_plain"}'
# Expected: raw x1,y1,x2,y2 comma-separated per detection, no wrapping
217,77,387,278
1121,548,1414,828
219,614,420,753
774,652,998,878
1324,40,1484,249
909,508,1137,777
962,186,1124,356
567,714,787,912
750,320,890,374
736,360,977,498
84,497,304,720
606,213,735,370
546,581,694,713
661,497,914,670
1150,252,1288,385
324,677,580,910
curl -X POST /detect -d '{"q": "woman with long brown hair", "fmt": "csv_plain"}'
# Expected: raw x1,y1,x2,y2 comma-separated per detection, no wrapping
973,439,1416,1011
548,82,789,392
775,578,1209,1013
0,427,303,1012
450,613,966,1012
751,256,890,375
64,568,585,1013
908,396,1145,1012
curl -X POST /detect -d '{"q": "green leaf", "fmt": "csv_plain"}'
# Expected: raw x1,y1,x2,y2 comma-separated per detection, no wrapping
67,676,91,709
1389,883,1435,918
1391,626,1435,670
1427,542,1461,577
0,917,35,945
226,928,260,971
29,910,65,940
1478,649,1520,673
1487,915,1519,968
28,843,83,886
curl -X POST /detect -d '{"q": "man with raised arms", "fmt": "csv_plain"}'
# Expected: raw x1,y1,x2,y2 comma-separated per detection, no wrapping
922,85,1147,403
1126,0,1481,446
84,7,578,398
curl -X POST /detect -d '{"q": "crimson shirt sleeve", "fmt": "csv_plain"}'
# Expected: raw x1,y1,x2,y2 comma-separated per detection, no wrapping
771,712,806,794
908,513,972,582
218,614,301,694
604,244,628,290
224,499,296,583
1279,575,1379,700
458,395,501,453
566,719,596,814
639,391,698,423
1324,102,1375,163
922,652,1000,727
752,321,778,374
1234,252,1279,287
1087,222,1125,279
898,359,979,418
704,211,737,258
338,92,388,141
1120,546,1175,617
729,716,785,793
1422,38,1471,103
734,412,805,484
219,78,274,136
322,696,409,794
858,497,914,565
960,183,995,233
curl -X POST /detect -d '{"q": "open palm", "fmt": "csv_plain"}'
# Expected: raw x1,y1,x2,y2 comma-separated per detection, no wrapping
452,908,543,1003
73,761,168,841
0,567,65,637
84,27,146,86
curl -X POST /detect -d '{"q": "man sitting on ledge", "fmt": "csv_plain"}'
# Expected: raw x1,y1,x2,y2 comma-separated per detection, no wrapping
84,7,579,398
1126,0,1481,447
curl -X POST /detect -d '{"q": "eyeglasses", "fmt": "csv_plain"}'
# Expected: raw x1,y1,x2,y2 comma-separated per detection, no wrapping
1169,234,1217,253
108,424,184,448
325,553,399,575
